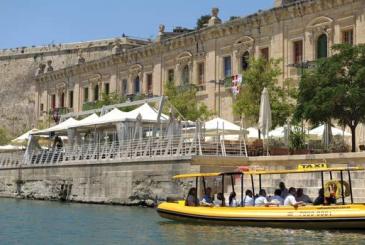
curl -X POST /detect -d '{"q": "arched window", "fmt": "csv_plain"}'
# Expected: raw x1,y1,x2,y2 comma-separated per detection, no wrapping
134,76,140,95
181,65,190,85
317,34,328,59
241,51,249,71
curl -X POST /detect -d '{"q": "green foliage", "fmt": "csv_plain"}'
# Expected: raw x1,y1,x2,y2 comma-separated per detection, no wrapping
233,57,296,129
288,128,306,151
196,15,211,29
82,92,127,111
0,128,10,145
294,44,365,152
164,82,212,121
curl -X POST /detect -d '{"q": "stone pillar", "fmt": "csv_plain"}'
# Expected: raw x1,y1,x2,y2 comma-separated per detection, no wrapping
110,74,117,93
153,62,162,95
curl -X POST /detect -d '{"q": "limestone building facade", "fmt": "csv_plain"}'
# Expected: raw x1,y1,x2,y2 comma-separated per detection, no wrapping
3,0,365,137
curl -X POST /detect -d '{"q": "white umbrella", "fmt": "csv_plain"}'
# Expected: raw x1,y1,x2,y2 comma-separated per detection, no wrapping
309,125,351,137
258,88,272,138
258,87,272,155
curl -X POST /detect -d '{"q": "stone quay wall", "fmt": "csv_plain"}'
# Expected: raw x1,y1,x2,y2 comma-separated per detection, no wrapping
0,159,199,206
1,152,365,205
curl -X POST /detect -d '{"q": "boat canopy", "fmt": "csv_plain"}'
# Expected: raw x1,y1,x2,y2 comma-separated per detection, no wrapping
173,173,223,179
246,166,364,175
173,166,364,179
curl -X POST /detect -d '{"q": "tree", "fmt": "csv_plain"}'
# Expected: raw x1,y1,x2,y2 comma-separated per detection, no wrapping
294,44,365,152
164,82,212,121
233,57,296,132
196,15,211,29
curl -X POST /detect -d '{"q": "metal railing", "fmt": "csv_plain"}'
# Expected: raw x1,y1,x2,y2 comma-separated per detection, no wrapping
0,153,24,167
14,135,247,167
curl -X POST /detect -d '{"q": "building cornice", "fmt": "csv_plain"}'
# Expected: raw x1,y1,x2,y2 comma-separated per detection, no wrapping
35,0,360,83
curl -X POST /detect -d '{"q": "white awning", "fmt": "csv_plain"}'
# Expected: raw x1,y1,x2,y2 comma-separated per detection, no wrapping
309,125,351,137
32,118,79,135
70,113,99,128
204,117,247,135
125,103,169,122
77,108,129,127
11,128,38,144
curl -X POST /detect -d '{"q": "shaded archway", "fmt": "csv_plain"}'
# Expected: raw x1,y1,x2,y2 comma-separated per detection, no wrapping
181,65,190,85
134,76,140,95
241,51,249,71
316,34,328,59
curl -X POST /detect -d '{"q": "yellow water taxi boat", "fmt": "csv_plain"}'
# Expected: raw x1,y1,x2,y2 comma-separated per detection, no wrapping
157,165,365,229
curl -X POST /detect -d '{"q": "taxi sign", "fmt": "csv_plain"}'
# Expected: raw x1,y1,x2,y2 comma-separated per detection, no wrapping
297,163,328,170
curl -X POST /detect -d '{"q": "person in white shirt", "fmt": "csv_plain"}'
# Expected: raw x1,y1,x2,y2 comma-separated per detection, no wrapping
284,187,305,207
255,189,269,206
270,189,284,205
214,192,225,207
296,188,312,203
242,190,254,206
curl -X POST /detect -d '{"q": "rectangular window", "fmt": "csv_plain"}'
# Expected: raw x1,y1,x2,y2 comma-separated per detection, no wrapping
104,83,110,95
198,62,205,85
167,69,174,83
260,47,269,62
223,56,232,78
293,40,303,64
51,94,56,109
342,29,354,45
40,103,44,115
83,87,89,102
69,91,74,108
122,79,128,96
146,73,153,95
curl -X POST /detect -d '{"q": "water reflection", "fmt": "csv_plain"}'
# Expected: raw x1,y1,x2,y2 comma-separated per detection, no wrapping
0,198,365,245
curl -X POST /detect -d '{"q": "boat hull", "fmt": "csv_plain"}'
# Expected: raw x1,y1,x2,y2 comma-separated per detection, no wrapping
157,202,365,229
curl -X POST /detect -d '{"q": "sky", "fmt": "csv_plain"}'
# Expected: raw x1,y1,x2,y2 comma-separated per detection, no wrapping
0,0,274,49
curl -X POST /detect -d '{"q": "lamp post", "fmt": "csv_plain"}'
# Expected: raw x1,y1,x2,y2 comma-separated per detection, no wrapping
209,79,225,117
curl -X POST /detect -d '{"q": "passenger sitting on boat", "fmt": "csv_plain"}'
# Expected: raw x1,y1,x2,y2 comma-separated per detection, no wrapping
284,187,305,207
214,193,225,206
279,182,289,199
242,190,254,206
270,189,284,205
313,188,325,205
185,188,198,206
296,188,312,203
228,192,238,207
313,188,336,205
255,189,270,206
200,187,214,206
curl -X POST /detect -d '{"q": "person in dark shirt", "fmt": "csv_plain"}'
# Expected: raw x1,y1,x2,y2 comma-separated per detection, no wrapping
185,188,198,206
201,187,213,206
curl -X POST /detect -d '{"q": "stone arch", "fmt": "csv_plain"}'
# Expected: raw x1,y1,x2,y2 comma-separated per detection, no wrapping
307,16,333,29
234,36,254,46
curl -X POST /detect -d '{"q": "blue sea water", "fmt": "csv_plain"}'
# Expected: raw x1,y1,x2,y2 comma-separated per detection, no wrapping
0,198,365,245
